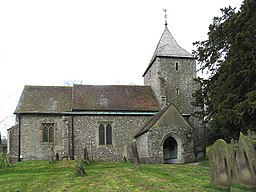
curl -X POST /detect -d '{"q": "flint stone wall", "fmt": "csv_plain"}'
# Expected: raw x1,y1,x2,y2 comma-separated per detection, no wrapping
14,114,69,160
137,125,194,164
9,114,150,162
73,115,149,162
144,57,204,159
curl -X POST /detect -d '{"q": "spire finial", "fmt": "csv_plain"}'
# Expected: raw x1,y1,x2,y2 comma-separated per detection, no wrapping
163,9,167,27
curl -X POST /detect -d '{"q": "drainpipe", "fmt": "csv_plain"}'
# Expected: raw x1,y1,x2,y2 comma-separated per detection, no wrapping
71,115,74,160
18,115,21,162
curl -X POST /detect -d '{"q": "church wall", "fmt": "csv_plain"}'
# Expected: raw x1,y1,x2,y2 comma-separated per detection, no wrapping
144,58,165,107
73,115,150,162
9,114,152,162
136,132,150,158
159,57,197,114
18,114,68,160
159,57,205,158
137,125,195,164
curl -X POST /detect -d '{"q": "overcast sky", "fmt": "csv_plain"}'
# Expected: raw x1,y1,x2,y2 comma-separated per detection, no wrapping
0,0,243,137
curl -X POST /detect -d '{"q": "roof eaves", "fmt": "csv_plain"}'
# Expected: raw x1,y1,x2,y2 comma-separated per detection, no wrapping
15,111,158,116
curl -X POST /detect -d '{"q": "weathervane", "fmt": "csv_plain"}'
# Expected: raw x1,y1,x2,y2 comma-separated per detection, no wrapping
163,9,167,27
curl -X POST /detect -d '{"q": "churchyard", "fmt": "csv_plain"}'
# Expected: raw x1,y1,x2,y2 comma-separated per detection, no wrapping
0,157,255,192
1,131,255,191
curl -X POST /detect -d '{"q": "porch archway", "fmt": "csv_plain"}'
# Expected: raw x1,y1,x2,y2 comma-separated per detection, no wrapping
162,134,182,164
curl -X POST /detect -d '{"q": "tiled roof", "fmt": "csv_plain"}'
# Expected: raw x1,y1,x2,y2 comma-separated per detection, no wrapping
72,84,160,112
15,85,160,113
15,85,73,113
143,27,194,76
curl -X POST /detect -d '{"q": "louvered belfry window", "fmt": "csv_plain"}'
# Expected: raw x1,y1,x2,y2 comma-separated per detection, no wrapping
42,123,55,143
99,123,112,145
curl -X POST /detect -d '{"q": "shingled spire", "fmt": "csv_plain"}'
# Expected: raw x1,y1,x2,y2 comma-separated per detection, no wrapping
143,23,194,76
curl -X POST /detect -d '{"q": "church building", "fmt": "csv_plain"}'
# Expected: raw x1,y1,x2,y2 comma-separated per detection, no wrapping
7,23,204,164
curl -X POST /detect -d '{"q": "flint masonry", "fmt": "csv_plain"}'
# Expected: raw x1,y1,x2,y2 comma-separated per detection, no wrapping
8,23,204,164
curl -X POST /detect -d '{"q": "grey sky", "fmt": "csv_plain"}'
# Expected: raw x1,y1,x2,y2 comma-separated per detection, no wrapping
0,0,243,136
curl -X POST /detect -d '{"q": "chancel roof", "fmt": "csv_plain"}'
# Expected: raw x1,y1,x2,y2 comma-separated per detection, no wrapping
15,84,160,114
15,86,73,113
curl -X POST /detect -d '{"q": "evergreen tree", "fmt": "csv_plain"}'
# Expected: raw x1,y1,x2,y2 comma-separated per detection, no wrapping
193,0,256,142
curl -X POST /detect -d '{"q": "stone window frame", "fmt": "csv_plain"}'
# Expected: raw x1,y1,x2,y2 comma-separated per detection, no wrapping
98,121,113,146
40,123,56,144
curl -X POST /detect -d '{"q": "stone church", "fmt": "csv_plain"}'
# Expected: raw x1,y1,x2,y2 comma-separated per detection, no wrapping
8,24,204,164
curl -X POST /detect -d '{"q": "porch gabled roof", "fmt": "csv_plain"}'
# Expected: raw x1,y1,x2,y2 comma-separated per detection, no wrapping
135,104,193,138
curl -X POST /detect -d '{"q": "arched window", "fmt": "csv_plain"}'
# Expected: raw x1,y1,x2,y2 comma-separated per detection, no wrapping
98,123,113,145
42,123,55,143
49,127,54,142
99,124,105,145
106,124,112,145
43,127,48,142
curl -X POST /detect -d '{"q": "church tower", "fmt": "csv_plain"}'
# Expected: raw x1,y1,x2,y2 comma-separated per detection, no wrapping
143,20,205,158
143,24,197,117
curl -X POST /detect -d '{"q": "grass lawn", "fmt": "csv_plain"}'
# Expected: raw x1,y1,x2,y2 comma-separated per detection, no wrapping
0,157,254,192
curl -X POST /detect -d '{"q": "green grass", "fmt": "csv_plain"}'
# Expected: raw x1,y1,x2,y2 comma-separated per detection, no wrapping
0,158,254,192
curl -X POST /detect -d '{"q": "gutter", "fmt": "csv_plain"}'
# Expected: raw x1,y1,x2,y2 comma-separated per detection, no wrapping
14,111,158,116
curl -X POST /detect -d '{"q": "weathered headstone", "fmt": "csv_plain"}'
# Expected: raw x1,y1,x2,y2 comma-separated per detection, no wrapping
49,146,56,163
131,140,140,168
90,142,94,161
4,153,14,167
209,131,256,189
122,145,128,162
209,139,231,189
234,132,256,188
83,147,89,164
75,156,87,176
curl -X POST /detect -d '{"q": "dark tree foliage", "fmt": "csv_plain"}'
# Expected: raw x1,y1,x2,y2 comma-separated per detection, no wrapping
193,0,256,142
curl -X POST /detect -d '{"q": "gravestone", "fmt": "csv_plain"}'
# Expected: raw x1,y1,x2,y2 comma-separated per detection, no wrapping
234,132,256,188
89,142,94,161
131,140,140,168
83,147,90,164
122,145,128,162
209,131,256,189
49,146,56,163
75,156,87,176
209,139,231,189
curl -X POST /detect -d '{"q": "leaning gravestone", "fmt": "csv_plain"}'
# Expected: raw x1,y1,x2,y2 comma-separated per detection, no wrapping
131,140,140,168
75,156,87,176
209,139,231,189
234,132,256,188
